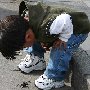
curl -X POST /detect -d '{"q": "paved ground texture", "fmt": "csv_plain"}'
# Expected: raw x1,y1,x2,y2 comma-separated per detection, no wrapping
0,0,90,90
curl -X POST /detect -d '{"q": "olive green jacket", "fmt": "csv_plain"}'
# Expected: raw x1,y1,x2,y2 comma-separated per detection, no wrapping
19,1,90,46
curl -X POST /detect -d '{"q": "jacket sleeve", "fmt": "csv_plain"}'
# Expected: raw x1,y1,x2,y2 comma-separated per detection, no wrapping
49,14,73,42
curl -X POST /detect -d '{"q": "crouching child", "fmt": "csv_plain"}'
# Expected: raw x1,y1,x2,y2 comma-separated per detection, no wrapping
0,2,90,90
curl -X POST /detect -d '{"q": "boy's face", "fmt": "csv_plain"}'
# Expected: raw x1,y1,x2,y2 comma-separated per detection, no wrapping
23,28,35,47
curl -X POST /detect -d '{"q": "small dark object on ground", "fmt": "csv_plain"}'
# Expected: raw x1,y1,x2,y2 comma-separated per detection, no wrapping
17,81,31,88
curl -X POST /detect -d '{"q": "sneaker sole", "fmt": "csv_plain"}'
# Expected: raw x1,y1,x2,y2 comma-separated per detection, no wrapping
35,80,64,90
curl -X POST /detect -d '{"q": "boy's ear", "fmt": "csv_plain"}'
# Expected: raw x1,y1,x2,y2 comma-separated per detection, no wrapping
25,30,32,42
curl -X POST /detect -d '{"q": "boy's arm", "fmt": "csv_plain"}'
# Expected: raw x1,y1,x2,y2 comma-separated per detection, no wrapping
50,14,73,48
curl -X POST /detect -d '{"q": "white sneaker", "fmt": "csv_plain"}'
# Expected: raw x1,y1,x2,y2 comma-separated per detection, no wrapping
18,54,46,73
35,74,64,90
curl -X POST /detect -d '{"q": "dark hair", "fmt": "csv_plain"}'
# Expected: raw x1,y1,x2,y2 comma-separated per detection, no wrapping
0,15,30,59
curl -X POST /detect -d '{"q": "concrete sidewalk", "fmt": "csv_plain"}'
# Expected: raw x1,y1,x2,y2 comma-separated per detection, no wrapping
0,0,90,90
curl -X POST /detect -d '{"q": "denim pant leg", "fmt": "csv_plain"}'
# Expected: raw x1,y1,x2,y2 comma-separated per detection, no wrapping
23,42,45,58
23,47,33,53
44,34,88,81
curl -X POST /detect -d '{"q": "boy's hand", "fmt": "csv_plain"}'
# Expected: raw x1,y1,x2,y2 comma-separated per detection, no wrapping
41,43,50,51
53,39,66,49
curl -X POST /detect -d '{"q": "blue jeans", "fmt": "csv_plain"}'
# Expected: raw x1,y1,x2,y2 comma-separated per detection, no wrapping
24,34,88,81
44,34,88,81
23,42,45,58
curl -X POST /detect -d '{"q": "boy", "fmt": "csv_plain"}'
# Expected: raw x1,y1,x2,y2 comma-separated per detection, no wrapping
18,1,46,73
0,2,89,90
